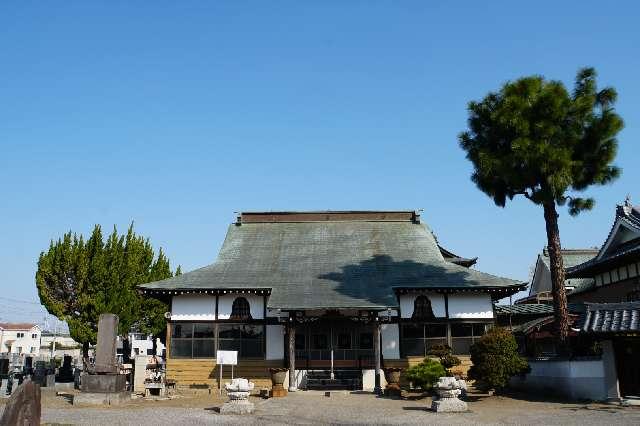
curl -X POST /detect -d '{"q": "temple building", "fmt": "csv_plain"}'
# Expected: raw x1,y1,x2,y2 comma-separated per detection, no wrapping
139,210,524,392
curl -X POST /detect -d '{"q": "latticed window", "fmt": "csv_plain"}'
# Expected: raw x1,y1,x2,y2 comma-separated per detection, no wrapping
230,297,252,320
412,295,435,320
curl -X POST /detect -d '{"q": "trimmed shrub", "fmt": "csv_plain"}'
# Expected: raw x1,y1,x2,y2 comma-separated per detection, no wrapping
468,327,529,391
427,344,461,375
405,358,447,390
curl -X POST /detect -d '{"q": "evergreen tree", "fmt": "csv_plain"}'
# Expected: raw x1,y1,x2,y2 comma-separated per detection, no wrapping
36,223,178,359
459,68,623,342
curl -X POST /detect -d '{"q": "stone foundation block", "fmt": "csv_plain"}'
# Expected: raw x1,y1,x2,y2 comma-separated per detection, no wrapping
73,391,130,405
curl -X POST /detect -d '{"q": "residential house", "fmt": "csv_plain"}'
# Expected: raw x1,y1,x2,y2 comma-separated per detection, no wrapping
0,323,41,357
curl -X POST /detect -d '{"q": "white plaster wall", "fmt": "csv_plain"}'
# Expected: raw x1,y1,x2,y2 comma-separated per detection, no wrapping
266,307,288,320
381,323,400,359
510,359,608,401
448,294,493,319
399,293,446,318
266,325,285,360
362,369,387,391
171,295,215,321
218,294,264,320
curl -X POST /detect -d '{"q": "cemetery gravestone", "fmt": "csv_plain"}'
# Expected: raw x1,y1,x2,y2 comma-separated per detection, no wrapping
74,313,129,405
57,355,74,383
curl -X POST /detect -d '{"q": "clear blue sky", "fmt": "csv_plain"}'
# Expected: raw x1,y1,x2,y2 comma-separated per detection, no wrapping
1,1,638,324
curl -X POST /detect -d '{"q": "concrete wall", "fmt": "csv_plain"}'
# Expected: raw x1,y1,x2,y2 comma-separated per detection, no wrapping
510,358,610,401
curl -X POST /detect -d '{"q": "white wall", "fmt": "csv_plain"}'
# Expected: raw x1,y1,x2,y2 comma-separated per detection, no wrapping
448,294,493,319
381,323,400,359
399,293,446,318
510,359,610,401
0,326,41,356
218,294,264,320
171,295,215,321
266,325,285,360
362,369,387,391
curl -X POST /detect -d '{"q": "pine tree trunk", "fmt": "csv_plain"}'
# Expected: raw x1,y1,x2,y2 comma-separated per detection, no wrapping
543,202,569,344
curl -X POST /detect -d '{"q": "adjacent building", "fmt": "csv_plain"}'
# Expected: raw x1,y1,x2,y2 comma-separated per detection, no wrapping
507,198,640,401
0,323,41,357
40,331,81,360
140,210,524,391
518,248,598,305
567,198,640,303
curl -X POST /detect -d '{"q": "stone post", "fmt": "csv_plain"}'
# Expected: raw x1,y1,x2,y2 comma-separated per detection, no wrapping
288,324,297,392
373,321,382,395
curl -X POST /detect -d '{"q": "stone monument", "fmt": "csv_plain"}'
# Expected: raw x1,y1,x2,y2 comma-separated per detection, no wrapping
220,378,255,415
431,377,468,412
0,379,41,425
74,313,129,405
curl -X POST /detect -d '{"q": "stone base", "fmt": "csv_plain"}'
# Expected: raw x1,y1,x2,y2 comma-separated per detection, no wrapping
219,399,255,415
81,374,126,393
385,383,402,398
431,397,468,413
270,385,288,398
73,391,130,405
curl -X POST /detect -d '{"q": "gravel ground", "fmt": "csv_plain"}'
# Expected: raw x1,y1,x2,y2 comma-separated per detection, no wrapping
2,390,640,425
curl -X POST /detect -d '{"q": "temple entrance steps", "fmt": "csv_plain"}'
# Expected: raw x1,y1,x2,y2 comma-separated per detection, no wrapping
305,369,362,391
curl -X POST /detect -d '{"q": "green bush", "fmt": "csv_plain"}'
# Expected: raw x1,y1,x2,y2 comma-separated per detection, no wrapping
405,358,447,390
427,344,461,375
468,327,529,391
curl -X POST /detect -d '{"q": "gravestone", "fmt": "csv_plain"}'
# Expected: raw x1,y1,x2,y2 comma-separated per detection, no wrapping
74,313,129,405
0,379,41,425
57,355,75,383
32,361,47,385
0,358,8,394
94,314,119,374
23,356,33,375
0,358,9,377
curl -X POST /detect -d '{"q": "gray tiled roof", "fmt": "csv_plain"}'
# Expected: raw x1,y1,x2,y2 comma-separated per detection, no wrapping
538,248,597,293
578,302,640,333
494,303,583,316
140,215,523,310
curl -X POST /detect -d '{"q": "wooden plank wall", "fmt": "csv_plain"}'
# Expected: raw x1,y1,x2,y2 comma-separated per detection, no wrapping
166,358,285,390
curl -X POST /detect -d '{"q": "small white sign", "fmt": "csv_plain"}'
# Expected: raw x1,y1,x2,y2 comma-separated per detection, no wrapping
217,350,238,365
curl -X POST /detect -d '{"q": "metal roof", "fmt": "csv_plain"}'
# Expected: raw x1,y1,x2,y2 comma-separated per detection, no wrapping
140,211,523,310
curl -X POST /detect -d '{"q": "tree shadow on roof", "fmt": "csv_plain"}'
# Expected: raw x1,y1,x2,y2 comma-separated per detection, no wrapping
318,255,475,308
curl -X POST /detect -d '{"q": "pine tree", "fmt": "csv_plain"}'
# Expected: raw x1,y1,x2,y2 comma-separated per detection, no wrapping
459,68,623,343
36,223,178,359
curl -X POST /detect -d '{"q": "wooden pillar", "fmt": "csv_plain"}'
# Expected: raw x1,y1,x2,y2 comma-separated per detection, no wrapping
373,321,382,395
288,324,297,392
